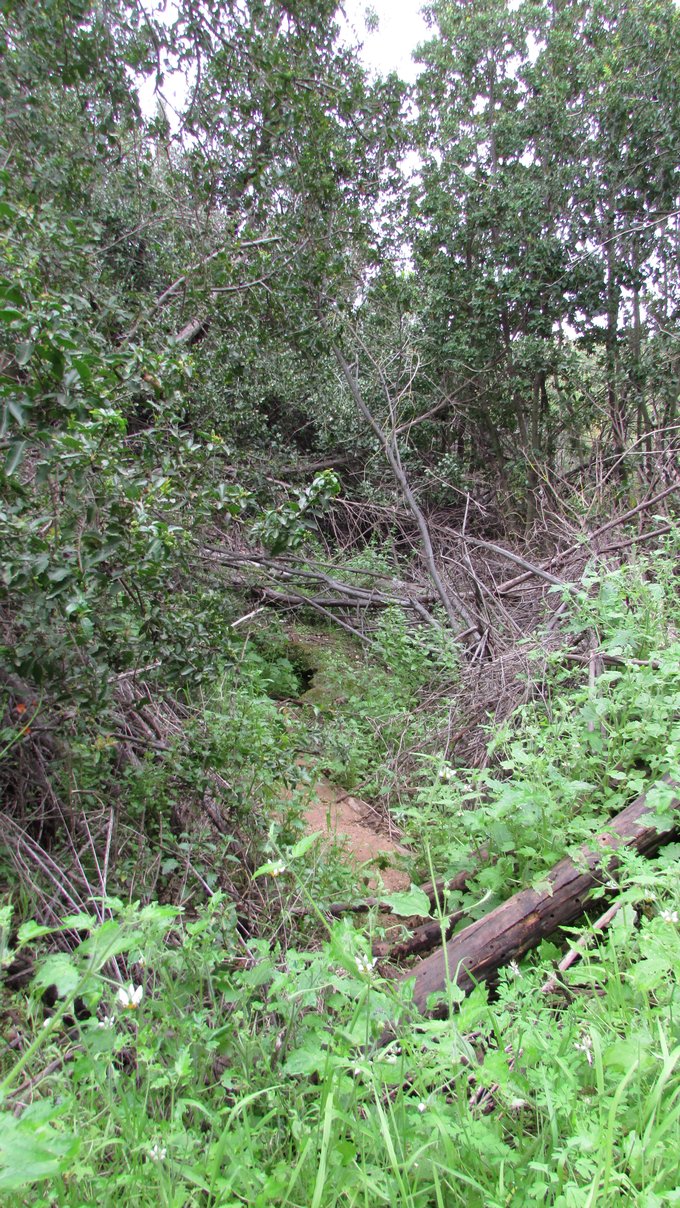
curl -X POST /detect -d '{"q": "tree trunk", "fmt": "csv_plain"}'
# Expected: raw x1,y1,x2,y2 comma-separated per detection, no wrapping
334,348,481,637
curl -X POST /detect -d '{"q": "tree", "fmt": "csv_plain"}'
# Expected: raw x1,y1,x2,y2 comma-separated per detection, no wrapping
408,0,680,510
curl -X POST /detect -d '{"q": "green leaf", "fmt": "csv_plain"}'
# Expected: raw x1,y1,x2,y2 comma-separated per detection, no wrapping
382,885,432,918
0,1106,79,1192
32,953,80,998
60,913,98,932
288,831,322,860
4,440,27,476
7,398,27,425
138,903,181,924
75,919,142,964
253,860,286,879
0,281,23,305
17,921,55,945
283,1036,330,1075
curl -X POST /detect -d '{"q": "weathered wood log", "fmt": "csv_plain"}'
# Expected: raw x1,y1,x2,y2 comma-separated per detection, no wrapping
403,778,679,1015
374,912,465,962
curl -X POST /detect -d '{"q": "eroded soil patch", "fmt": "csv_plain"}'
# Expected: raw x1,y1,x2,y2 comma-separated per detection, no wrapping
304,777,410,894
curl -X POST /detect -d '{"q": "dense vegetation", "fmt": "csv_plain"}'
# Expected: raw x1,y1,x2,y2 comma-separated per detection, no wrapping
1,0,679,1203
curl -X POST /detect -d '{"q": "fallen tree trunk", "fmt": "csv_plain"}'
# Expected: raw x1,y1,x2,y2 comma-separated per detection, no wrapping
403,777,679,1015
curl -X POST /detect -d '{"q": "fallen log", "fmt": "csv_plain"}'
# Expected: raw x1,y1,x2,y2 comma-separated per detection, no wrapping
402,777,679,1015
374,912,464,962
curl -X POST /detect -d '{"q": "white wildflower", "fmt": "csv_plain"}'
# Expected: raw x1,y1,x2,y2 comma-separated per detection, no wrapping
270,860,287,878
117,983,143,1010
417,1101,427,1113
508,960,522,978
355,953,378,977
439,766,457,782
148,1142,167,1162
98,1015,115,1029
660,909,679,923
574,1033,593,1066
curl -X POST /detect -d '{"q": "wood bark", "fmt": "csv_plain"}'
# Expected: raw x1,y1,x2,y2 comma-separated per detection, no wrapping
333,348,481,637
402,778,678,1015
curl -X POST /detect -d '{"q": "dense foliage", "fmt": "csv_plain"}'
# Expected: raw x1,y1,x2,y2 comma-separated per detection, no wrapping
1,0,679,1203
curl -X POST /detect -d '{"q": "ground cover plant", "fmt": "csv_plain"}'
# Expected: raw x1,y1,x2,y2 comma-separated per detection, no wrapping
2,549,680,1205
1,0,680,1203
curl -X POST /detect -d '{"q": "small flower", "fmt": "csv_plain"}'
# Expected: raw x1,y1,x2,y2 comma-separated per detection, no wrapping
136,955,147,968
574,1033,593,1066
417,1101,427,1113
98,1015,115,1029
269,860,287,878
355,953,378,977
508,960,522,978
148,1142,167,1162
660,909,679,923
439,766,457,782
117,983,143,1010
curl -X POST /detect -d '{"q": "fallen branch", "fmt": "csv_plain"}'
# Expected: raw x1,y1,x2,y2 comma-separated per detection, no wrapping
401,777,678,1015
561,651,661,671
540,900,624,994
374,912,464,962
316,857,490,919
495,484,678,596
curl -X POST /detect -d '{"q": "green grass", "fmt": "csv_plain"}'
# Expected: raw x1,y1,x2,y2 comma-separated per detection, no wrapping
2,542,680,1205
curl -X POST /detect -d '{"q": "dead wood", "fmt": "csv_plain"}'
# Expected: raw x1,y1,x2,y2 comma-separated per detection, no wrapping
277,455,357,477
334,347,482,637
561,651,661,671
495,483,678,595
202,547,442,629
374,912,465,962
314,856,491,919
540,899,624,994
401,777,678,1015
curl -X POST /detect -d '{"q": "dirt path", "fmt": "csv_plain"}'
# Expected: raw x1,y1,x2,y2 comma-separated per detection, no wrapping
304,778,410,893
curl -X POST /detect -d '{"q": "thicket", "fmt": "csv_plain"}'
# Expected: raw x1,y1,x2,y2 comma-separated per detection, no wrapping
1,0,679,1203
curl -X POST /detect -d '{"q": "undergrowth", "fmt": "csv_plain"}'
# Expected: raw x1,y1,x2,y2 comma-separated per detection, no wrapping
1,544,680,1205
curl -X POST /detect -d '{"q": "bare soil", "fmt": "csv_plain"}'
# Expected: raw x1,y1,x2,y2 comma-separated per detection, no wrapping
304,777,410,893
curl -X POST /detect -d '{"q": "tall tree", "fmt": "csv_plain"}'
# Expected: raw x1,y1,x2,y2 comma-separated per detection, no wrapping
408,0,680,507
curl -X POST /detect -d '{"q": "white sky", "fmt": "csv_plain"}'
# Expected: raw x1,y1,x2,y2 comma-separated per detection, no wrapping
342,0,429,82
